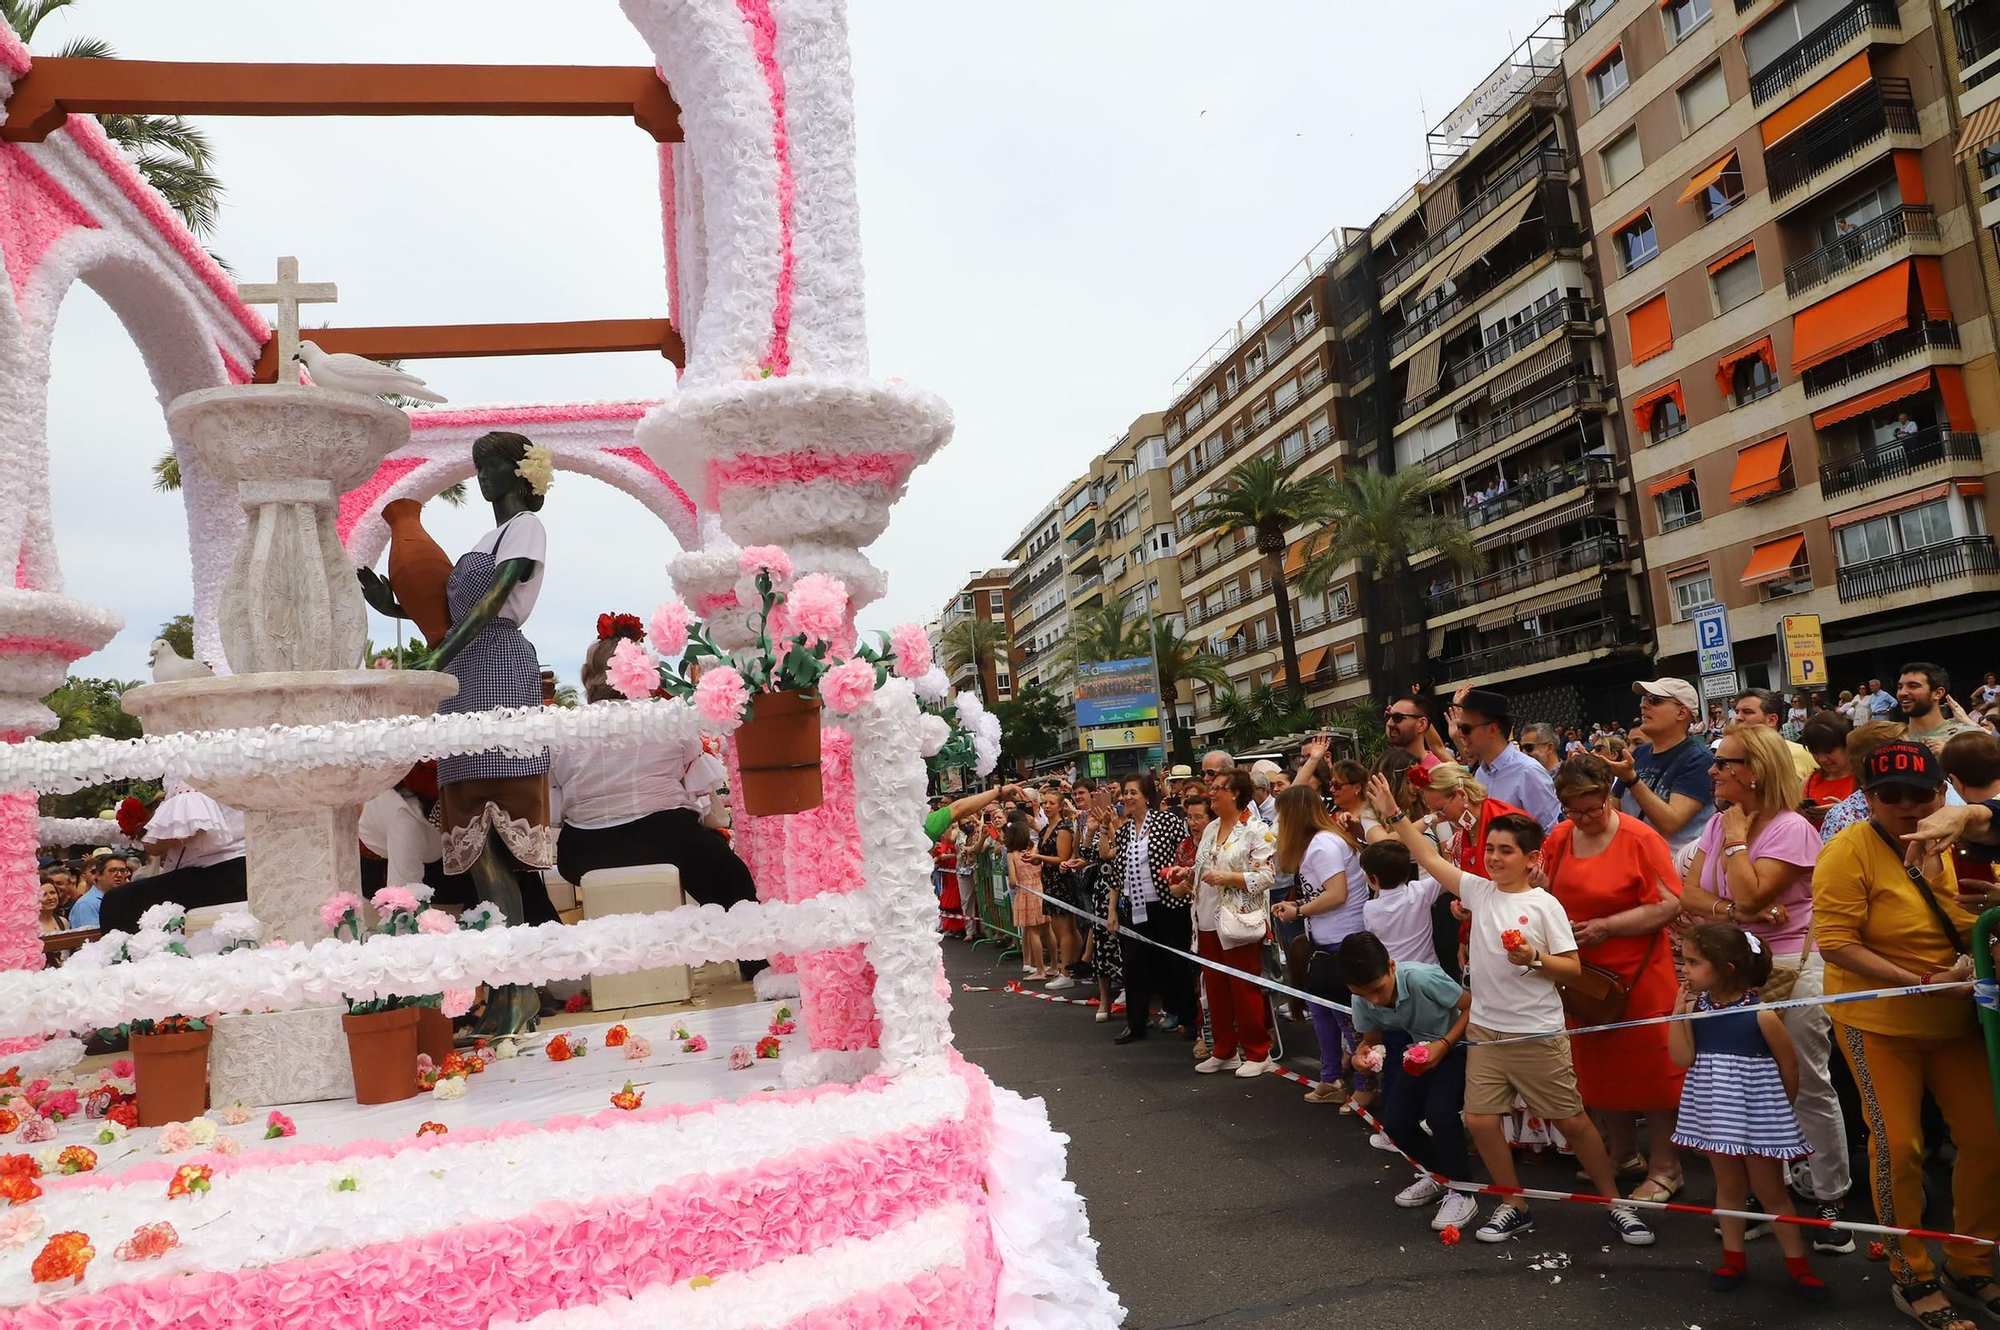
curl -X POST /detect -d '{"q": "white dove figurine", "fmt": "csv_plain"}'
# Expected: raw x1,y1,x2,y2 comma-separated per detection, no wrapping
149,638,215,683
295,341,448,404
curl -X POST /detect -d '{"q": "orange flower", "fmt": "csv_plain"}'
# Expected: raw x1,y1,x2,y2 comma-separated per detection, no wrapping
1439,1224,1461,1246
30,1231,93,1284
545,1035,573,1062
0,1153,38,1177
0,1174,40,1206
440,1052,469,1078
603,1024,629,1047
0,1109,16,1134
464,1054,487,1075
610,1081,645,1112
55,1147,95,1175
415,1121,448,1137
166,1164,212,1200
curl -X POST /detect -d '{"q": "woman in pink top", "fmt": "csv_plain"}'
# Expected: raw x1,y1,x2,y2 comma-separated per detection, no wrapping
1680,724,1851,1246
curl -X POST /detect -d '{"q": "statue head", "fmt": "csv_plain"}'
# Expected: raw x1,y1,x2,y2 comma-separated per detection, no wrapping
471,431,547,512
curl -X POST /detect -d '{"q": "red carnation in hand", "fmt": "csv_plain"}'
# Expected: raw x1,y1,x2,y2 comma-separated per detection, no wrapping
115,797,148,839
1500,929,1526,951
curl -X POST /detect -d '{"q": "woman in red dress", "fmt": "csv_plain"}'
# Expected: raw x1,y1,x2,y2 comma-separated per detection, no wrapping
932,824,966,935
1539,753,1688,1202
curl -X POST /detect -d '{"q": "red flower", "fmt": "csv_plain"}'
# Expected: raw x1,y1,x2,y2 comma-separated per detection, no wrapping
0,1154,38,1177
1407,765,1434,790
166,1164,212,1200
610,1081,645,1111
440,1052,469,1078
31,1232,93,1284
116,796,149,839
106,1102,138,1130
564,993,589,1015
0,1173,41,1206
0,1067,17,1089
1439,1224,1461,1246
755,1036,781,1059
0,1109,17,1135
1500,929,1525,951
464,1054,487,1075
113,1222,178,1262
595,613,645,642
415,1121,448,1137
546,1035,574,1062
603,1024,629,1047
1868,1240,1887,1261
55,1147,95,1175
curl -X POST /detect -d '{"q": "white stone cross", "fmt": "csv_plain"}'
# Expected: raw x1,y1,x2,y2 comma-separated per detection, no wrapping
237,256,338,385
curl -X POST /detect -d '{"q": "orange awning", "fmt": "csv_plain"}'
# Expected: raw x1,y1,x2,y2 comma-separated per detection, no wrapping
1916,256,1951,322
1741,534,1807,586
1963,482,1987,498
1628,293,1673,364
1610,206,1652,237
1707,240,1756,275
1809,368,1936,430
1289,645,1330,684
1647,468,1694,497
1730,434,1790,504
1760,52,1870,148
1830,482,1952,529
1715,336,1776,395
1940,365,1975,432
1588,43,1621,76
1792,261,1918,372
1895,149,1929,207
1956,99,2000,159
1630,379,1685,433
1678,151,1739,204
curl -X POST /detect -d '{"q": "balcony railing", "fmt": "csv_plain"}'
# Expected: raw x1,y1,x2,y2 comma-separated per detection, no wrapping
1450,455,1619,533
1751,0,1899,106
1783,205,1937,296
1819,426,1983,498
1421,375,1602,475
1377,149,1566,295
1439,616,1632,681
1389,224,1582,358
1400,299,1593,424
1801,320,1959,397
1766,84,1916,199
1837,536,2000,601
1423,529,1624,616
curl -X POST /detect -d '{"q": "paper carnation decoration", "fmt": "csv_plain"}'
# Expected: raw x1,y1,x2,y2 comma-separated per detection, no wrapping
729,1044,753,1071
264,1111,295,1139
1402,1043,1433,1072
820,658,877,714
114,1222,179,1262
786,573,848,645
30,1231,93,1284
607,638,658,700
611,1081,645,1111
889,623,932,678
693,666,751,728
603,1024,628,1047
737,545,793,584
650,600,694,658
1352,1044,1385,1074
1500,928,1526,952
166,1164,212,1199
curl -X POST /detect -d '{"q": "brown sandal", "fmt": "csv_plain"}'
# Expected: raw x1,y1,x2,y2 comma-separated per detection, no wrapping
1896,1279,1979,1330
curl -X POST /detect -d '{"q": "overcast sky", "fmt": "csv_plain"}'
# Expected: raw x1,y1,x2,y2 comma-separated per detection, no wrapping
43,0,1554,689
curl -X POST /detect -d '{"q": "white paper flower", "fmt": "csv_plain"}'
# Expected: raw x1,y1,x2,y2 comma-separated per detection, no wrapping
917,714,951,757
913,667,950,703
136,902,185,934
404,883,435,906
514,444,555,496
32,1148,59,1174
211,912,262,946
432,1076,467,1101
327,1164,362,1194
186,1116,216,1145
124,928,173,961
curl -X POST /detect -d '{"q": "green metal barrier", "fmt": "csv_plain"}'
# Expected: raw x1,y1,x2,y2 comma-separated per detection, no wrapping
1976,908,2000,1123
968,849,1021,960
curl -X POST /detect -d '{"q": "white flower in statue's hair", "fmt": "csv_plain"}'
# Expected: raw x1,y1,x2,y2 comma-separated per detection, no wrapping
913,667,950,703
136,903,185,935
513,444,555,496
606,638,659,701
918,713,952,757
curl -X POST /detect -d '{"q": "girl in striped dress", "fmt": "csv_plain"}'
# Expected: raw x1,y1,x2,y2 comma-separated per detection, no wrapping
1669,923,1829,1303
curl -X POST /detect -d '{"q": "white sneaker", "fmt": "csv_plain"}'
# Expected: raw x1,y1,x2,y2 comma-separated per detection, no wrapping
1022,964,1034,974
1369,1132,1398,1153
1093,1011,1111,1023
1194,1055,1242,1074
1233,1058,1273,1078
1045,975,1076,990
1112,991,1126,1008
1433,1191,1478,1231
1395,1175,1444,1208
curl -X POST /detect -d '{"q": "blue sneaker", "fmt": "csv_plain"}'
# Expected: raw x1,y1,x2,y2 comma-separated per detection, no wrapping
1475,1203,1533,1243
1158,1015,1182,1033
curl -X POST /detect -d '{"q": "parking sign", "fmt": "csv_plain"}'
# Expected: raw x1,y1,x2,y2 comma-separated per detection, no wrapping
1693,604,1733,676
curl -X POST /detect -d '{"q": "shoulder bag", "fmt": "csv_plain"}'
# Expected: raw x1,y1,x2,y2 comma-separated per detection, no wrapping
1214,824,1269,950
1870,821,1966,957
1556,930,1660,1027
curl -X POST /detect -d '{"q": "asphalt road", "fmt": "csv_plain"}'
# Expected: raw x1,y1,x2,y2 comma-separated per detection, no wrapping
945,941,1935,1330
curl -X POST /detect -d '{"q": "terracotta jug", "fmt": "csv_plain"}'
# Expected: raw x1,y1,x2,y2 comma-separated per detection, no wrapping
382,498,453,647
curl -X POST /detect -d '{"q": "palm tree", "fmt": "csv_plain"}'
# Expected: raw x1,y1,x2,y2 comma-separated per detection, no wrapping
1300,464,1479,695
938,617,1007,702
2,1,225,237
1188,454,1329,699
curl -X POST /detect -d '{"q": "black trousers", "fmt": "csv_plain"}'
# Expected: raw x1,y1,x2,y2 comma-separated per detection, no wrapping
359,856,480,908
1118,908,1198,1036
99,858,248,933
556,808,758,910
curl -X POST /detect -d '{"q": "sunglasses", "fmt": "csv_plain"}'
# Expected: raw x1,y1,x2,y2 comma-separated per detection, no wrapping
1640,694,1676,707
1454,721,1490,735
1385,712,1423,724
1870,785,1935,807
1712,756,1751,770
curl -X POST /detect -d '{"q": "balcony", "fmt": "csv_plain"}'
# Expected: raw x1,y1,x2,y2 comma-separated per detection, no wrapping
1388,224,1581,360
1837,536,2000,601
1766,82,1917,200
1424,528,1624,616
1801,320,1959,397
1399,299,1594,424
1751,0,1900,105
1453,455,1620,533
1783,205,1938,296
1819,426,1983,498
1440,616,1630,681
1377,149,1567,296
1068,572,1102,595
1421,375,1603,475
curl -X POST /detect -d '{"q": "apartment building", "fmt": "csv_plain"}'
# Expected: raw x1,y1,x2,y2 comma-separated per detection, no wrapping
1377,22,1653,726
932,566,1016,703
1004,498,1066,707
1098,412,1183,631
1570,0,2000,696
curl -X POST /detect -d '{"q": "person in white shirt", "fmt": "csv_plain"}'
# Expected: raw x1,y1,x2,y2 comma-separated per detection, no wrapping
1356,839,1442,967
357,768,471,904
548,633,758,916
99,785,249,932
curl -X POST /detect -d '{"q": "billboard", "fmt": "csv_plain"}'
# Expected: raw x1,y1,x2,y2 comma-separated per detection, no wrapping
1778,614,1826,690
1074,657,1159,728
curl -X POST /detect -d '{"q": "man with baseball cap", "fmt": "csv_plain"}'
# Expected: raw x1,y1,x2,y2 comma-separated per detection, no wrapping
1603,677,1715,856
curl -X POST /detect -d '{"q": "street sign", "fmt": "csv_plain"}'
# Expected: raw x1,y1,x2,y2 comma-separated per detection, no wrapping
1700,670,1742,704
1777,614,1826,690
1086,752,1107,778
1074,657,1160,728
1082,723,1162,752
1693,604,1733,676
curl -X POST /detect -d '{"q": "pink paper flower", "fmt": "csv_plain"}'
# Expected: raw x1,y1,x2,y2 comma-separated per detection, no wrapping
768,1018,797,1036
606,638,658,700
416,908,455,936
38,1090,78,1122
210,1135,242,1158
693,666,751,727
1352,1044,1385,1074
623,1036,652,1061
786,573,849,645
737,545,794,584
820,658,877,714
374,886,418,918
107,1060,134,1080
15,1118,53,1145
649,600,694,658
440,988,476,1018
264,1111,295,1140
889,623,932,679
1402,1043,1433,1070
0,1206,42,1251
217,1103,251,1126
319,892,364,934
154,1122,192,1154
680,1035,707,1053
729,1045,754,1071
23,1081,47,1101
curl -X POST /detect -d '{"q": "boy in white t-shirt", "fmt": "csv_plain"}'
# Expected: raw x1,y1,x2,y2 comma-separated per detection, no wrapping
1356,839,1442,967
1368,776,1655,1248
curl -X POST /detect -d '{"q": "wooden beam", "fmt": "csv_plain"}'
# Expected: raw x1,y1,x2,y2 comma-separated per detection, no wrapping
250,318,685,384
1,60,681,143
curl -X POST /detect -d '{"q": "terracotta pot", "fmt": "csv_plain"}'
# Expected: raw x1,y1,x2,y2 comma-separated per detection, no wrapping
342,1007,421,1104
131,1027,211,1127
414,1005,454,1064
382,498,454,647
735,689,824,815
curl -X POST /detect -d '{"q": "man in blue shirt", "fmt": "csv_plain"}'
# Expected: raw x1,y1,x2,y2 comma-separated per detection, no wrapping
1449,686,1560,830
1868,677,1898,717
65,853,130,930
1607,677,1714,856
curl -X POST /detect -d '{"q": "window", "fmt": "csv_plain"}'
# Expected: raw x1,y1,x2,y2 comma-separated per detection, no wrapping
1732,355,1779,405
1664,0,1711,43
987,591,1004,613
1678,63,1729,131
1670,569,1718,620
1588,47,1628,109
1334,646,1360,678
1616,212,1659,272
1711,251,1761,313
1657,480,1702,530
1898,499,1955,551
1743,0,1848,77
1701,160,1745,222
1650,396,1689,444
1602,129,1644,190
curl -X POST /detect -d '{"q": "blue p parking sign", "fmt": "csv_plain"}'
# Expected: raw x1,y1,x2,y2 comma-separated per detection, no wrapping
1693,604,1733,676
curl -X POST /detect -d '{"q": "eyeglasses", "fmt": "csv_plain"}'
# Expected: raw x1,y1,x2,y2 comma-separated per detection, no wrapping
1454,721,1491,735
1563,799,1609,819
1870,785,1935,807
1712,756,1751,770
